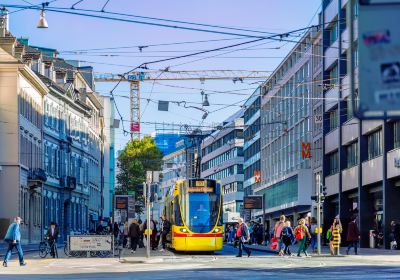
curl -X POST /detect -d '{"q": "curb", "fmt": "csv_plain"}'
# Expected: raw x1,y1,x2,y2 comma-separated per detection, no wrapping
225,243,347,257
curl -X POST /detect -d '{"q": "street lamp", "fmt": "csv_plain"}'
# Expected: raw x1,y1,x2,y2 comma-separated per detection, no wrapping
37,5,48,28
201,91,210,107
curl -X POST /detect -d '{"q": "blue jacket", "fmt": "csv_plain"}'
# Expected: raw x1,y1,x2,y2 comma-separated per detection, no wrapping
4,222,21,242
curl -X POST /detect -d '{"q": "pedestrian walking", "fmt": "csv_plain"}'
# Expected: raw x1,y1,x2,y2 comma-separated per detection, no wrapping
280,221,294,256
274,215,286,255
128,219,140,253
329,217,342,255
159,215,171,252
3,217,26,267
346,216,360,255
310,217,318,253
144,216,158,250
235,218,251,258
228,225,235,243
294,218,311,257
123,221,129,248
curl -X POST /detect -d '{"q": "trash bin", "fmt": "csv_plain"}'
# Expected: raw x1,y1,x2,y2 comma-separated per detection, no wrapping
369,230,375,248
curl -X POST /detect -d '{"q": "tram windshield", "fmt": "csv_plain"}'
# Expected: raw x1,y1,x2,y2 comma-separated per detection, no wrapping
180,180,221,233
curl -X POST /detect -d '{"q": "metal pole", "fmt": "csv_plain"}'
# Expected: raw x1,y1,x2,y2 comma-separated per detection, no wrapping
317,182,321,255
146,181,151,258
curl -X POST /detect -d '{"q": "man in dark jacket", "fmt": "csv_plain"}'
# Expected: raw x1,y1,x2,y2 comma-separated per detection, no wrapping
159,215,171,252
346,216,360,255
128,220,140,253
45,222,59,258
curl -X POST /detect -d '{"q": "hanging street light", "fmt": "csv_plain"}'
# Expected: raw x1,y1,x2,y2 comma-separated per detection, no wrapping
37,4,48,28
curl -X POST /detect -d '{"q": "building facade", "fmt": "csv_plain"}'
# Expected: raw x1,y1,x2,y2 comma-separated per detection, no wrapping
201,110,244,224
321,0,400,249
0,15,105,241
0,36,48,243
255,30,322,231
100,96,117,220
243,89,261,196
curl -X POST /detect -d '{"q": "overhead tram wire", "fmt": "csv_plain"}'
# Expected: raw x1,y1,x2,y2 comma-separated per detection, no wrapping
32,5,282,37
3,4,319,41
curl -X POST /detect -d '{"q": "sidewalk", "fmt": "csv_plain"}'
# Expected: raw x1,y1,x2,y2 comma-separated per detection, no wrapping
118,246,177,263
226,242,400,256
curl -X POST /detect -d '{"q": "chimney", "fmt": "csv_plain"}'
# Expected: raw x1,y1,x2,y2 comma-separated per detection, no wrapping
0,8,9,37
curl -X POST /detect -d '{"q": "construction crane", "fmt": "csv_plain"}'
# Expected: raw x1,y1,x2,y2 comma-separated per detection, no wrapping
94,70,271,139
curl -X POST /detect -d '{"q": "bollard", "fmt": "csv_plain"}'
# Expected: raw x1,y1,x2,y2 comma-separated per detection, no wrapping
332,228,341,255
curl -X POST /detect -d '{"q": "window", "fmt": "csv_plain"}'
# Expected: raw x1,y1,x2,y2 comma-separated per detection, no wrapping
346,142,358,168
393,122,400,149
329,23,338,45
367,130,382,160
328,151,339,175
329,64,338,86
328,108,338,132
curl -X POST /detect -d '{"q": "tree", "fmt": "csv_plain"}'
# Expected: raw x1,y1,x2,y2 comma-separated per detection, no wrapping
116,136,163,213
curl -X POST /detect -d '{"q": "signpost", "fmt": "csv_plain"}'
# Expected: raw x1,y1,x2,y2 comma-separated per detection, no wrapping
145,171,160,258
355,0,400,119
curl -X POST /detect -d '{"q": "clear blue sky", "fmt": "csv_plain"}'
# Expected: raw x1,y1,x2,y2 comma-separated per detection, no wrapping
4,0,321,150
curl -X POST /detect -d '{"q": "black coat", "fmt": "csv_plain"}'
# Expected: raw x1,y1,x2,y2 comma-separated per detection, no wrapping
128,223,140,238
161,219,171,234
46,227,59,242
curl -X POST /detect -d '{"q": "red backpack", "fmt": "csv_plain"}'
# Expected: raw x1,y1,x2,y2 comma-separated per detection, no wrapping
295,226,304,240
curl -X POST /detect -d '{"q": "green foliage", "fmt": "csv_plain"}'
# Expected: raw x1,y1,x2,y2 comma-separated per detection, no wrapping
116,136,163,213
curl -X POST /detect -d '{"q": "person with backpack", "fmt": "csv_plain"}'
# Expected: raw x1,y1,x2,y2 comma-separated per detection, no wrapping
274,215,286,255
280,221,294,256
294,218,311,257
236,218,251,258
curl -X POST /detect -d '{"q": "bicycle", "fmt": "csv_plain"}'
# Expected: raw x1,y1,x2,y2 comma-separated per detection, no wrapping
39,239,58,258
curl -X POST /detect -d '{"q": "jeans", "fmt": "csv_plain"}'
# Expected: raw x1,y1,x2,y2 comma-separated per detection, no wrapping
3,241,24,264
238,239,250,256
277,238,283,252
347,241,358,254
310,234,317,251
297,237,308,256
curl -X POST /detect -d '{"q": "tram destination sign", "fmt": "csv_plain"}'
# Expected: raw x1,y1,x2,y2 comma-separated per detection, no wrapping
243,196,263,209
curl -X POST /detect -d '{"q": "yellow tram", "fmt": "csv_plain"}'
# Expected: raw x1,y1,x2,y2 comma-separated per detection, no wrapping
164,179,223,252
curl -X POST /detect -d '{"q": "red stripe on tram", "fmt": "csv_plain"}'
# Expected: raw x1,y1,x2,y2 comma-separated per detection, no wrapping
173,232,223,237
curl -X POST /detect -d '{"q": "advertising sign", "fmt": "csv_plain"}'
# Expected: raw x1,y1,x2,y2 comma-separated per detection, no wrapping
115,196,128,210
69,235,112,251
243,196,263,209
358,0,400,118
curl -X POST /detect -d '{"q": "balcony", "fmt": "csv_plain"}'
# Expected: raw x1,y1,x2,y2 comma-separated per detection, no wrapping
28,168,47,189
28,168,47,182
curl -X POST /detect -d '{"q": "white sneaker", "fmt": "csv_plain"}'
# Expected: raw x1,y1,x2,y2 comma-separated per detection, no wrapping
159,249,165,252
133,251,136,254
131,250,134,253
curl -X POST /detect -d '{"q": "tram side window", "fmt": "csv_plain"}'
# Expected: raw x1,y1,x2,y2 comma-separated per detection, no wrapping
174,197,183,226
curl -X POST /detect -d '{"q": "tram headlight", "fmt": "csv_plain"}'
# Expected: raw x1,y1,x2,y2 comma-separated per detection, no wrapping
180,228,188,233
213,228,220,233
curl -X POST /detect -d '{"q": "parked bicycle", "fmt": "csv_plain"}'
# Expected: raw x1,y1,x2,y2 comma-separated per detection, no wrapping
39,239,58,258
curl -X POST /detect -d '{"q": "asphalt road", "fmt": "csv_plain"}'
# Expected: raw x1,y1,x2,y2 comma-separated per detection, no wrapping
0,245,399,279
